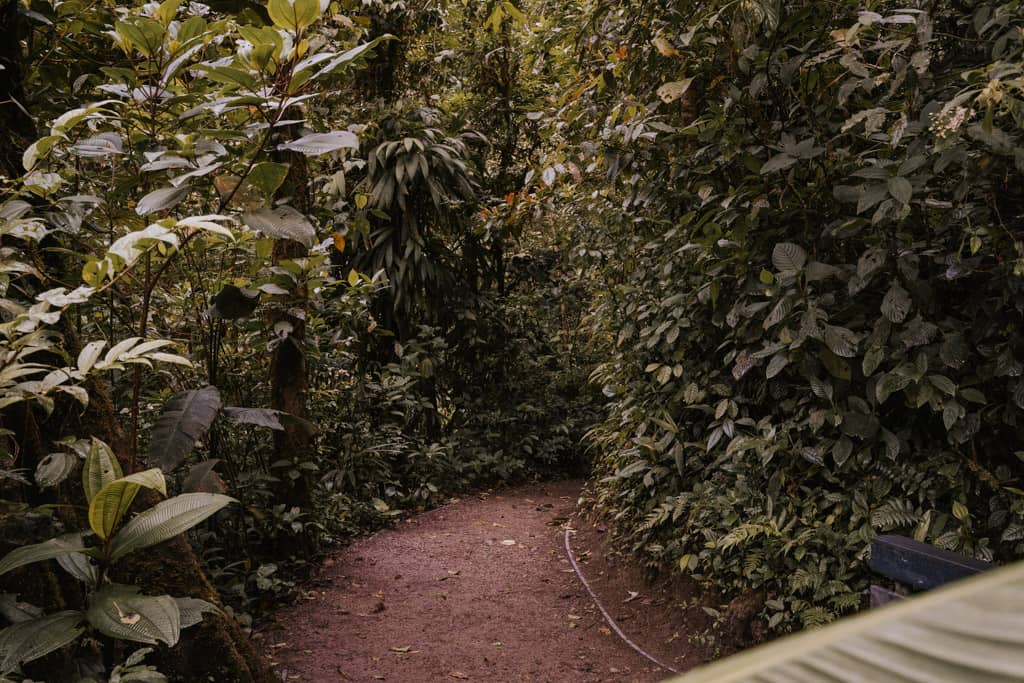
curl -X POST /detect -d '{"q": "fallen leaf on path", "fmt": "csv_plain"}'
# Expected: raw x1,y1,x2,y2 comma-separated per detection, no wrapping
389,645,418,654
599,627,611,635
448,672,469,680
624,591,640,603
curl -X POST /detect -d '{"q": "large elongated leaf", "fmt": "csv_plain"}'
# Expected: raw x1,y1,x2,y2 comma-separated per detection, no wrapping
221,406,285,430
135,185,189,216
0,534,87,576
278,131,358,155
87,584,180,646
0,611,84,674
83,437,122,503
88,468,167,540
109,493,234,562
146,386,222,472
672,560,1024,683
241,206,316,247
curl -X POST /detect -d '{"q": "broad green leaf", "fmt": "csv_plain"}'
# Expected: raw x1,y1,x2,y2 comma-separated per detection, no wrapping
146,386,222,472
87,584,180,646
244,162,290,199
135,185,189,216
278,131,359,155
34,452,78,488
242,206,316,247
267,0,320,31
881,284,912,323
0,534,88,576
656,77,694,103
929,374,957,396
83,437,122,503
88,468,167,540
766,353,788,379
760,153,798,174
862,345,885,377
672,561,1024,683
109,493,234,562
772,243,807,272
823,324,858,358
888,176,913,204
210,285,260,320
0,611,84,674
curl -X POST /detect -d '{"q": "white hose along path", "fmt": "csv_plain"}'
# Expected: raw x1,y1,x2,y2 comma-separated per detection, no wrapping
563,527,681,675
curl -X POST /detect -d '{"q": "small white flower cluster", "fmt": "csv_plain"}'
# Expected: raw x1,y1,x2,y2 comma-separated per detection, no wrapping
929,106,973,139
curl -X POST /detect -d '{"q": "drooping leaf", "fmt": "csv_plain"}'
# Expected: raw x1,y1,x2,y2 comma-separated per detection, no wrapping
0,611,84,674
656,77,694,103
242,206,316,247
87,584,180,646
277,131,359,155
772,243,807,272
181,460,226,494
56,551,99,587
174,597,220,628
83,437,122,503
243,161,289,199
221,406,285,430
109,493,235,562
210,285,260,320
146,386,222,472
135,185,189,216
0,534,88,576
761,153,798,174
88,468,167,540
672,561,1024,683
34,452,78,488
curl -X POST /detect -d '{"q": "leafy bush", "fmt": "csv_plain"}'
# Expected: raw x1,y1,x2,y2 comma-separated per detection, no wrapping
564,0,1024,633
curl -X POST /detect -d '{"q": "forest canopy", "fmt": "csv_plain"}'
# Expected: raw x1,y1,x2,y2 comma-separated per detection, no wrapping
0,0,1023,679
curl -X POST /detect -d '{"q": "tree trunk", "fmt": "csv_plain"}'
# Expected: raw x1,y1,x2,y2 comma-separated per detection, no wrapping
0,0,33,177
268,138,318,557
0,324,277,682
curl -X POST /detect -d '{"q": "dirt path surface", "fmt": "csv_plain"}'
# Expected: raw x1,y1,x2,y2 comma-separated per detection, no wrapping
264,480,706,682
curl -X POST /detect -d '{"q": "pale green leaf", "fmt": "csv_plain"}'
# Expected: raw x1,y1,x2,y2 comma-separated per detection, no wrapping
0,611,84,674
88,468,167,540
87,585,180,646
109,493,234,562
83,437,122,503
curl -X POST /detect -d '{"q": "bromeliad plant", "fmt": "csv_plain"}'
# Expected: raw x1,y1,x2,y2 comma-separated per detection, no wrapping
0,437,233,678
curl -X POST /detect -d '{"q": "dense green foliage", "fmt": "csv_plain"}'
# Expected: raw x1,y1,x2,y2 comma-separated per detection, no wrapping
556,0,1024,634
2,0,1024,678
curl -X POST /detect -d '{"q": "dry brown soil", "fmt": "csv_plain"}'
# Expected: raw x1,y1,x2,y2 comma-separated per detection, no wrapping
262,480,713,682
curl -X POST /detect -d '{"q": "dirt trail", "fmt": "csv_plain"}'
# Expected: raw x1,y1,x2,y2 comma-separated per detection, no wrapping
263,480,704,682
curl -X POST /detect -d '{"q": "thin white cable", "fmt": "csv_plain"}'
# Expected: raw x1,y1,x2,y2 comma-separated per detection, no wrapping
563,527,681,675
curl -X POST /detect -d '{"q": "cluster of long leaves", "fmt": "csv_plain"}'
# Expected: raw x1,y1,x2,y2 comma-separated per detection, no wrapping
549,0,1024,633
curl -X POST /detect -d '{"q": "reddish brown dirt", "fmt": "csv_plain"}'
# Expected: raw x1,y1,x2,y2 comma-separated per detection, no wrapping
262,480,713,682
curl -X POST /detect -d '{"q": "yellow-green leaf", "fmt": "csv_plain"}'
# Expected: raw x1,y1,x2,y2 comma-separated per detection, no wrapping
88,469,167,540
